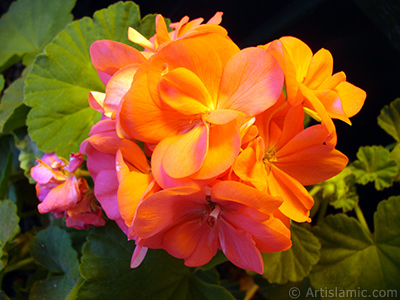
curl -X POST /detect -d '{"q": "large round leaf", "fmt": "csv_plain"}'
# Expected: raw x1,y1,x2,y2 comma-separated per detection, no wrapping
0,0,76,69
310,196,400,292
24,2,156,157
260,222,320,284
76,222,234,300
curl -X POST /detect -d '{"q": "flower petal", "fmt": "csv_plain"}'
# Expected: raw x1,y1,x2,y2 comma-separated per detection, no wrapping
90,40,146,85
218,47,283,116
303,48,333,89
117,170,154,226
212,181,282,215
267,166,313,222
158,67,212,114
103,64,140,117
335,81,366,118
163,219,218,267
191,120,241,179
134,187,206,238
162,123,208,178
38,177,80,214
218,220,264,274
119,72,191,143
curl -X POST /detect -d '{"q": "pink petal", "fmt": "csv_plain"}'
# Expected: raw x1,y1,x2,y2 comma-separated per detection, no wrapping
90,40,146,85
38,177,80,214
218,220,264,274
103,64,140,117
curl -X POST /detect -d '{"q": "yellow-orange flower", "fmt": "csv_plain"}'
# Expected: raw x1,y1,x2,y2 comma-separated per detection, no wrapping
260,36,366,145
234,100,348,222
119,33,284,183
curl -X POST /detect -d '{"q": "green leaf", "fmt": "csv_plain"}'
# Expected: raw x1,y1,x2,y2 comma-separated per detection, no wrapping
198,250,228,271
316,167,359,212
351,145,398,190
255,276,320,300
29,226,80,300
310,197,400,292
0,75,4,93
389,144,400,182
0,68,31,134
76,222,234,300
15,134,44,183
260,222,320,284
24,2,156,157
0,200,20,271
0,0,76,69
0,135,14,199
377,97,400,142
30,276,83,300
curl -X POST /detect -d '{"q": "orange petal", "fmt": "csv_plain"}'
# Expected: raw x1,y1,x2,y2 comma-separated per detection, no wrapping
314,90,351,125
158,67,212,114
279,36,313,82
134,187,205,238
267,166,313,222
155,14,171,48
299,84,337,146
146,34,239,102
151,137,213,189
233,138,268,191
163,219,217,267
119,72,191,143
319,71,346,90
117,170,154,226
191,120,241,179
162,123,208,178
303,48,333,89
224,211,291,253
211,181,282,215
115,149,130,182
275,125,349,185
218,47,283,116
204,109,245,125
335,81,366,118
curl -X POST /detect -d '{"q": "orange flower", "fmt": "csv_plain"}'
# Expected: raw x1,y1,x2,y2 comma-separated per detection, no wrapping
131,181,291,274
261,36,366,145
128,12,227,57
233,101,348,222
119,33,284,183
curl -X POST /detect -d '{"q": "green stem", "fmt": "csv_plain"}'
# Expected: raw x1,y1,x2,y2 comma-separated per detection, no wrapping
316,196,329,224
3,257,35,274
354,204,371,234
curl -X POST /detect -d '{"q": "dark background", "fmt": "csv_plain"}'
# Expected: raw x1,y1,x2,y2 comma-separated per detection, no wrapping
2,0,400,224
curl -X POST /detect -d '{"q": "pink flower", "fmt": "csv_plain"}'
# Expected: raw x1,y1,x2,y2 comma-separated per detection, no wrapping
31,152,105,229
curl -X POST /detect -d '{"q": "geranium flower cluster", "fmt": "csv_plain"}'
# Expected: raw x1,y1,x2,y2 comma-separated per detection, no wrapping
31,153,105,229
33,13,366,274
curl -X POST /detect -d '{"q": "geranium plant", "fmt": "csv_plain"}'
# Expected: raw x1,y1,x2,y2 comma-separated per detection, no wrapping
0,1,399,299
